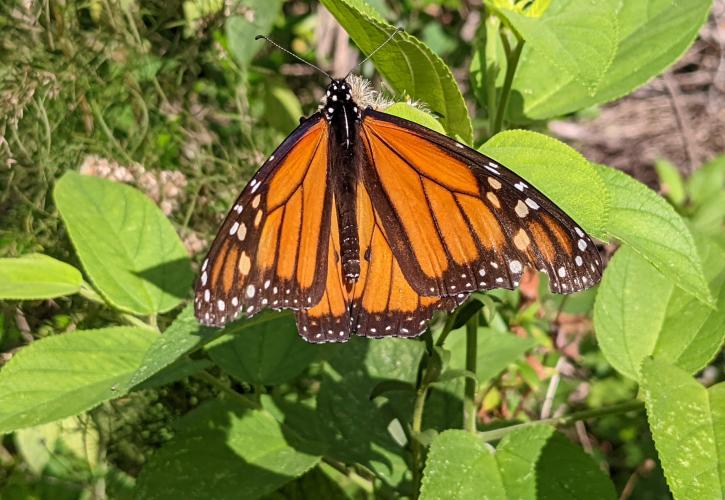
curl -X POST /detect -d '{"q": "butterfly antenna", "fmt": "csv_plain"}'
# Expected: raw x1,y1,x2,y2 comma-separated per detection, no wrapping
345,27,404,78
255,35,333,80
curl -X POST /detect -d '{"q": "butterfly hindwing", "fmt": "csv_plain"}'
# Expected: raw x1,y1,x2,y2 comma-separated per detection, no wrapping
358,109,602,297
195,114,334,326
294,178,463,343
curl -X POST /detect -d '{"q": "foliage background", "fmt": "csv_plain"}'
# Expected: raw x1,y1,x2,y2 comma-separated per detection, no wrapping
0,0,723,499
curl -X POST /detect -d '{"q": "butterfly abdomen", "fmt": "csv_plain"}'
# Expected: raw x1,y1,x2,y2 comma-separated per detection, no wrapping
325,79,363,283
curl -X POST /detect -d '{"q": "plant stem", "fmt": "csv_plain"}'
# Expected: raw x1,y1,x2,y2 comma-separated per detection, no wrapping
484,13,502,135
411,384,429,499
463,316,478,433
478,400,645,442
492,33,524,136
194,370,260,410
321,458,374,494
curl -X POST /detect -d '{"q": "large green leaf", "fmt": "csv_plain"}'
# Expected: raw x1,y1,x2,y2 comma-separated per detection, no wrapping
0,254,82,300
496,0,618,97
508,0,712,120
320,0,473,143
421,426,616,499
420,430,504,499
135,401,320,499
225,0,283,68
641,358,725,499
0,327,154,434
205,312,318,385
126,305,275,389
595,165,712,306
54,172,193,315
595,242,725,381
481,130,608,239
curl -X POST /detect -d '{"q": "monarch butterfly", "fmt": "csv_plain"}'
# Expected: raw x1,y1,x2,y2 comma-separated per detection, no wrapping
194,33,602,343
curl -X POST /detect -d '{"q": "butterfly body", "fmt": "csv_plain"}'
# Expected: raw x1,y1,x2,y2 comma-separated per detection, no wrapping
195,75,603,342
325,79,363,282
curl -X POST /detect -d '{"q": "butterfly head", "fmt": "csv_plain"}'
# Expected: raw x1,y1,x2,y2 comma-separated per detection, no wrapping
323,79,358,121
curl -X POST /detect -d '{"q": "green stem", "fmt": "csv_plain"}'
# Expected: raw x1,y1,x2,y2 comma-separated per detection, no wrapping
411,384,429,499
492,33,524,136
484,13,501,135
463,316,478,433
193,371,260,410
321,458,374,494
478,400,645,442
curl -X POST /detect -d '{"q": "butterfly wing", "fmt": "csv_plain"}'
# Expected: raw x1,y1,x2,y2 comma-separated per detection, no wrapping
294,171,462,343
195,114,334,326
357,109,602,297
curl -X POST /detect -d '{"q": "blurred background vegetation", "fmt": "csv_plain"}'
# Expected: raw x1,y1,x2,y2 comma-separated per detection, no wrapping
0,0,723,497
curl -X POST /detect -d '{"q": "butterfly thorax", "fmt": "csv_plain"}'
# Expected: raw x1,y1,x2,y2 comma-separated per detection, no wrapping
324,79,363,284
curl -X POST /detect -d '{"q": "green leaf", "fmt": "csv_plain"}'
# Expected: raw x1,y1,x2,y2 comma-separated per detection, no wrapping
132,359,213,391
54,172,193,315
0,254,82,300
495,425,555,498
384,102,446,134
205,312,318,385
481,130,608,239
654,159,686,206
535,432,617,499
420,430,504,499
125,305,231,389
595,242,725,381
422,426,615,499
135,401,320,499
595,164,712,306
0,327,154,434
509,0,712,120
320,0,473,143
225,0,283,68
496,0,618,96
641,358,725,499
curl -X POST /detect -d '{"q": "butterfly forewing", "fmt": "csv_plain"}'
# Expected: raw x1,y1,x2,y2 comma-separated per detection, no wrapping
194,114,334,326
358,110,602,296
